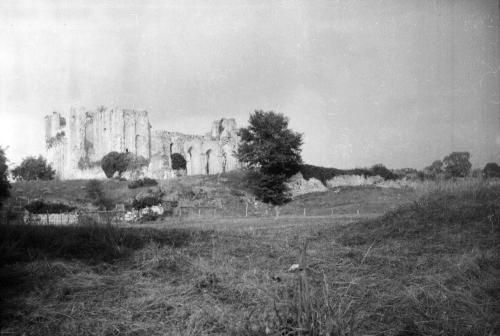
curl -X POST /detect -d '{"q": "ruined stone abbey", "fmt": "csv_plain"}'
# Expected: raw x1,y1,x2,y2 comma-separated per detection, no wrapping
45,107,240,179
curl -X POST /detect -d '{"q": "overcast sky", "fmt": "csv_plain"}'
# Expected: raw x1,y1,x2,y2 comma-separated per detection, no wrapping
0,0,499,169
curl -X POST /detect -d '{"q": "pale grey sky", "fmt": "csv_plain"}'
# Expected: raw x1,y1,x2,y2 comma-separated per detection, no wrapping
0,0,499,169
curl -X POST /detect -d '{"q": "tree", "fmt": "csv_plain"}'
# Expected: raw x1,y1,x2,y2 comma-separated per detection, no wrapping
101,152,130,178
12,155,55,181
483,162,500,178
0,147,11,208
171,153,187,170
237,110,303,205
442,152,472,178
422,160,444,179
370,164,398,180
237,110,303,177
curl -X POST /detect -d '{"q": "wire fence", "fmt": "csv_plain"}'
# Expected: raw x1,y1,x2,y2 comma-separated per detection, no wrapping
0,203,360,226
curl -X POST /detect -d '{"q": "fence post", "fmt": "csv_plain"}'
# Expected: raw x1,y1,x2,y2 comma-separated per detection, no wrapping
331,208,333,217
179,207,182,218
198,208,201,218
303,208,306,217
245,203,248,217
213,208,216,218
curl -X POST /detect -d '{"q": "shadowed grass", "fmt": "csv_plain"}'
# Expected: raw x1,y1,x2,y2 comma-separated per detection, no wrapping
0,180,498,335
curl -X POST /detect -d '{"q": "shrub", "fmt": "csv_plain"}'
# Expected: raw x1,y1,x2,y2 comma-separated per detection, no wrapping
25,200,76,214
171,153,186,170
128,177,158,189
11,156,55,181
483,162,500,178
131,190,165,210
0,147,10,209
101,152,130,178
101,152,150,178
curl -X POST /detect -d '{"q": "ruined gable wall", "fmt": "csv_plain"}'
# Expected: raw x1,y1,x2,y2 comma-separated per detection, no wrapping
151,118,240,176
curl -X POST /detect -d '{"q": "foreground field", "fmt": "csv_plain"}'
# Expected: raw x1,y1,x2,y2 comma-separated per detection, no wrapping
1,181,499,335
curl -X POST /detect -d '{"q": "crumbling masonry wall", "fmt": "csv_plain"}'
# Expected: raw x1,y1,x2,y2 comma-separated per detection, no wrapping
45,108,239,179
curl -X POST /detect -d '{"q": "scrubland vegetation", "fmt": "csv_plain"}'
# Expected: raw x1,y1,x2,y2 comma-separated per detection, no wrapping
1,177,499,335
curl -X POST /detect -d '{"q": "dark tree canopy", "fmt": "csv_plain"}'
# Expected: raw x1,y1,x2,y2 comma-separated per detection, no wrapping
101,152,130,178
0,147,11,208
12,155,55,181
237,110,303,178
171,153,187,170
483,162,500,178
370,164,398,180
443,152,472,178
237,111,303,205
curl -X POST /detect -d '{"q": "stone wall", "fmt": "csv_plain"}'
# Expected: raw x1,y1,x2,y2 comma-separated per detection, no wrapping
45,108,240,179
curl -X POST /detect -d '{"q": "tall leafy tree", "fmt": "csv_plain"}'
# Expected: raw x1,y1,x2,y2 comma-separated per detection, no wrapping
0,147,11,208
483,162,500,178
12,155,55,181
443,152,472,178
237,110,303,177
237,110,303,205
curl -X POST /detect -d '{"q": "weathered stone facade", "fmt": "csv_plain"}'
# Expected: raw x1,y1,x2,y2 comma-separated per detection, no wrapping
45,107,240,179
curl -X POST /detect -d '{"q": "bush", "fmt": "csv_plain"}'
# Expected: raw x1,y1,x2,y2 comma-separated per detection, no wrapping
369,164,399,180
131,190,165,210
101,152,130,178
171,153,186,170
25,200,76,214
483,162,500,178
0,147,10,209
12,156,55,181
128,177,158,189
85,179,112,209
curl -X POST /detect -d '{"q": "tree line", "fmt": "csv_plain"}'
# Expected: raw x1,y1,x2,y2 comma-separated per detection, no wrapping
1,111,500,208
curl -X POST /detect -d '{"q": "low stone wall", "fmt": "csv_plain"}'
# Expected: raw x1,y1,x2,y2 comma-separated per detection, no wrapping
326,175,383,188
24,211,79,225
286,173,328,197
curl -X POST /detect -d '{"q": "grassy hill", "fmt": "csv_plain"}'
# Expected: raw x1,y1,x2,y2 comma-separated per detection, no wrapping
7,170,415,217
1,178,498,335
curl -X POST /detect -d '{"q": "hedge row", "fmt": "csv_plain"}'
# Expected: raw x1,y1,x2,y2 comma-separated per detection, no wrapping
128,178,158,189
25,200,77,214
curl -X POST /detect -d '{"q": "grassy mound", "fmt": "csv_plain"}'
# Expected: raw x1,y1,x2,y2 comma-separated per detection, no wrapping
329,183,500,335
